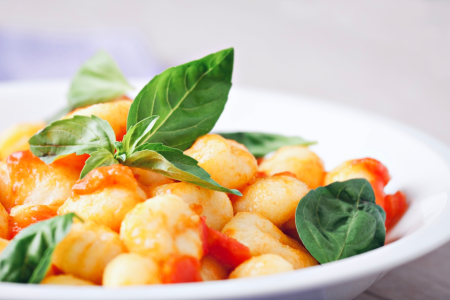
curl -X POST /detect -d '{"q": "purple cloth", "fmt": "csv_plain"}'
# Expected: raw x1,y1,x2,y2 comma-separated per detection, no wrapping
0,28,164,81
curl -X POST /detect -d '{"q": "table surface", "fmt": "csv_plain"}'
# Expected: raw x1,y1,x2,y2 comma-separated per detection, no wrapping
0,1,449,299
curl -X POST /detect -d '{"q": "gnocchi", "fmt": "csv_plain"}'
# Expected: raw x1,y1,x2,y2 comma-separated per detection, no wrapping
229,254,293,279
120,194,204,262
222,212,318,269
150,182,233,230
52,220,126,284
259,146,325,189
185,134,258,190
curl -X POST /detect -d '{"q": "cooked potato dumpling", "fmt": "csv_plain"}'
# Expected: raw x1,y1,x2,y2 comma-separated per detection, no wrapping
200,256,229,281
222,212,318,269
52,220,126,285
150,182,233,231
9,204,58,238
0,238,9,254
58,165,146,232
0,203,8,239
103,253,161,286
120,195,204,262
0,122,46,160
63,98,131,141
184,134,257,190
229,254,293,279
259,146,325,189
131,168,175,188
232,174,309,227
0,151,81,209
41,275,95,286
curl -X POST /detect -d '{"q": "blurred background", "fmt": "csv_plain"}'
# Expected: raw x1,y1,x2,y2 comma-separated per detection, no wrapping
0,1,449,299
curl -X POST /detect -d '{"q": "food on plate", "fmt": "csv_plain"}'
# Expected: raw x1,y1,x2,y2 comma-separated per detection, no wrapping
0,49,408,286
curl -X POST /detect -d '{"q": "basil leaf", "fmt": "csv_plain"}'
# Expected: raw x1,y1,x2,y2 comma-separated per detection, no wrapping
122,115,159,155
80,148,119,179
127,48,234,150
217,132,316,158
67,51,133,109
29,115,116,164
295,179,386,264
0,213,78,283
123,143,241,196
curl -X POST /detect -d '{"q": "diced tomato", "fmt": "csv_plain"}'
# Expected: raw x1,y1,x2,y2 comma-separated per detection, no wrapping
72,165,137,195
205,224,252,269
54,153,90,172
160,255,202,284
384,191,408,231
9,205,58,239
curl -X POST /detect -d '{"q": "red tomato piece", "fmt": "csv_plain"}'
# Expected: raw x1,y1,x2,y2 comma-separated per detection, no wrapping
384,191,408,231
206,225,252,269
160,255,202,284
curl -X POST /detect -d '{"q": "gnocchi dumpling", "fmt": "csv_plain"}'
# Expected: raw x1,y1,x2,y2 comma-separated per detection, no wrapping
0,238,8,254
229,254,293,279
150,182,233,231
52,220,126,285
120,194,204,262
259,146,325,189
41,275,95,286
63,98,131,141
222,212,318,269
184,134,258,190
0,151,81,209
200,256,229,281
58,165,146,232
232,173,309,227
103,253,161,286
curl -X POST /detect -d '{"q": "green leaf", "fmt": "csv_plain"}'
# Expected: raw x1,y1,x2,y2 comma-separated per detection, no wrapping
67,51,133,109
80,148,119,179
127,48,234,150
0,213,78,283
29,115,116,164
218,132,316,158
122,115,159,155
123,143,241,196
295,179,386,264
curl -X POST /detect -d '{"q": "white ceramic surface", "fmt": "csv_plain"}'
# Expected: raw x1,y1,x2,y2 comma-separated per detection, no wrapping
1,80,450,300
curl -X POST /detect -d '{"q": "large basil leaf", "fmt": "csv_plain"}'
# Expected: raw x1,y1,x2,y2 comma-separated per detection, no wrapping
0,213,78,283
67,51,133,109
127,48,234,150
80,148,118,179
123,143,241,196
122,115,159,155
29,115,116,164
295,179,386,264
217,132,316,157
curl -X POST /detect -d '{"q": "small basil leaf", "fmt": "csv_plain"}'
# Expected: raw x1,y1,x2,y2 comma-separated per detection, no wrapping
217,132,316,158
295,179,386,264
67,51,133,109
29,115,116,164
122,115,159,155
127,48,234,150
80,148,119,179
0,213,78,283
123,143,241,196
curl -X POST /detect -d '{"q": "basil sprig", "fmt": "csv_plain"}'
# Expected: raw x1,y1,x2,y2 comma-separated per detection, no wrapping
68,51,133,109
30,48,241,196
295,179,386,264
0,213,79,283
127,48,234,150
218,132,316,158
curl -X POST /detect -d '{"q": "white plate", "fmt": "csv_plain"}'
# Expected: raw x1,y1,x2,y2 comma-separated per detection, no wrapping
1,80,450,300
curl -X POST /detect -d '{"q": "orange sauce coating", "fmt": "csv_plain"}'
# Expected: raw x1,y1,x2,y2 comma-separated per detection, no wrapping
72,165,138,195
